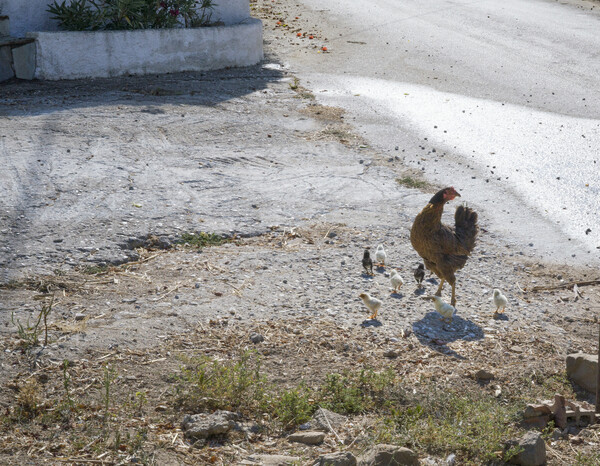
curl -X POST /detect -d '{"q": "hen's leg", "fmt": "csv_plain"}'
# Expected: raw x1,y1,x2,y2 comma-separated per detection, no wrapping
448,275,457,307
435,279,445,297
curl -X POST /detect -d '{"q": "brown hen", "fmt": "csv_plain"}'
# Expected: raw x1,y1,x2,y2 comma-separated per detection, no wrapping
410,187,478,307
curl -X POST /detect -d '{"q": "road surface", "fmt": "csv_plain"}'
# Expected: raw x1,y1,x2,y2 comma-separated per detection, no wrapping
272,0,600,266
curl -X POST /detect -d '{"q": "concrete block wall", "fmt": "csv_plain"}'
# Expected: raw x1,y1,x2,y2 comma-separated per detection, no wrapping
30,18,263,80
0,0,251,36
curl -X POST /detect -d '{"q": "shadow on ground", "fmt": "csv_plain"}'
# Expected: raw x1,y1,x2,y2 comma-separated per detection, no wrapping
412,311,484,359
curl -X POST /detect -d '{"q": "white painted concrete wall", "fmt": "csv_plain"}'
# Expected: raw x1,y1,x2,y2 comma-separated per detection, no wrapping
0,0,58,36
0,0,251,36
29,18,263,80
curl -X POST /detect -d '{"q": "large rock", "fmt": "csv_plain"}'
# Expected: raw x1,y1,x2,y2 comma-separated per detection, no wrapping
566,353,598,393
287,430,326,445
319,451,357,466
181,410,238,439
312,407,348,432
358,444,419,466
507,431,546,466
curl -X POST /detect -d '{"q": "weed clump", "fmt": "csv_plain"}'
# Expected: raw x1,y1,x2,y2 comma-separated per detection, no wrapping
178,232,229,248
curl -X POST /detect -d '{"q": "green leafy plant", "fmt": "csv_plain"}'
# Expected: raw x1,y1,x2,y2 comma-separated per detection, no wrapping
318,368,397,414
47,0,215,31
175,351,266,415
273,384,314,429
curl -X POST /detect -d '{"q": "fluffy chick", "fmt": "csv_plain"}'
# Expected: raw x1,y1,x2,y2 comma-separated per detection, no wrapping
414,263,425,288
424,295,456,323
390,269,404,293
362,249,374,275
359,292,382,320
493,289,508,316
375,244,386,266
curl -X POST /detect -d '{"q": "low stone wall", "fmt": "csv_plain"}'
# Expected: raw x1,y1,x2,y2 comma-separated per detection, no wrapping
28,18,263,80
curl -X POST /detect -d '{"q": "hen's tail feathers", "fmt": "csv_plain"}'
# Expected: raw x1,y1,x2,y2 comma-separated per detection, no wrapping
454,205,478,253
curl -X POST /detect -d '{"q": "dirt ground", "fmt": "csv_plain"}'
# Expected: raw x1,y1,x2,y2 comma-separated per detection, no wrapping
1,1,600,465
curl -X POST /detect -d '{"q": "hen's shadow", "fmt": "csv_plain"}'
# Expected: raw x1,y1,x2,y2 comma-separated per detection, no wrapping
412,311,484,359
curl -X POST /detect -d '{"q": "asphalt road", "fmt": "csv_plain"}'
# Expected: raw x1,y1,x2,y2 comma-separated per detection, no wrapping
278,0,600,266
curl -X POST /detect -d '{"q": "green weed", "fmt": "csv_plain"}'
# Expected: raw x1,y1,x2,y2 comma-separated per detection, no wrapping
178,232,229,248
273,384,315,429
175,351,266,415
396,176,429,189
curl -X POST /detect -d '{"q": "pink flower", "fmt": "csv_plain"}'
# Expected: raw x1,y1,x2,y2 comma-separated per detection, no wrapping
159,1,166,7
169,8,179,16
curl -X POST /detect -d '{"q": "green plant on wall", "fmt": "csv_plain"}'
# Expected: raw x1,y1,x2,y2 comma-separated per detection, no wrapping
47,0,215,31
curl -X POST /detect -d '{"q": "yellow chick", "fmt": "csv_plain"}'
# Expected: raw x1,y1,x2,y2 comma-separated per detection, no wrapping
389,269,404,293
493,289,508,315
423,295,456,323
375,244,386,266
359,292,382,320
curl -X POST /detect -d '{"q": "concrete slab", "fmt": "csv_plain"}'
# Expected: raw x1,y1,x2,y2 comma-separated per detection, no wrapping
0,44,14,81
29,18,263,80
12,41,35,80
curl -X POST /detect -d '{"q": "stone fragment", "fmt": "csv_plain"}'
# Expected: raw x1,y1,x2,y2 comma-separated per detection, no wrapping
311,407,348,432
75,313,86,321
181,410,238,439
566,353,598,393
319,451,357,466
287,430,326,445
507,431,546,466
383,349,399,358
246,454,301,465
250,332,264,344
357,444,419,466
474,369,495,381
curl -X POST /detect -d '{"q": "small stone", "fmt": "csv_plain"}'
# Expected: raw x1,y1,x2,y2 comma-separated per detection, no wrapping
357,444,419,466
474,369,495,381
181,410,238,439
287,431,326,445
246,454,301,465
446,453,456,465
75,313,86,321
570,435,583,445
250,333,264,344
155,405,168,412
510,346,523,354
383,349,398,359
319,451,357,466
311,408,347,432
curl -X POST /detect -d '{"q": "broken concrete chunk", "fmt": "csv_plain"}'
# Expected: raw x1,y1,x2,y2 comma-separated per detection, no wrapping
566,353,597,393
507,431,546,465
